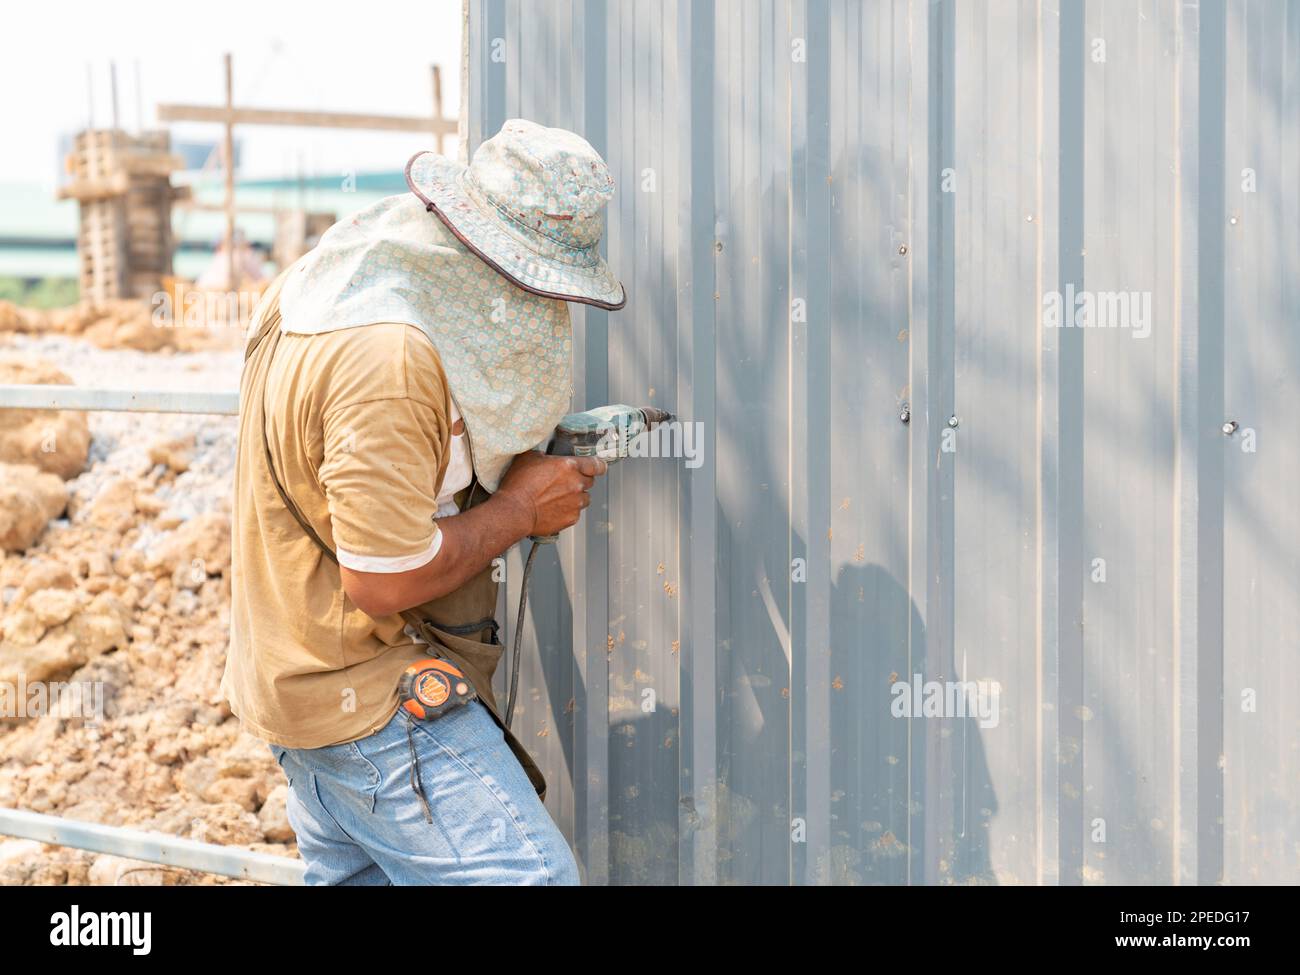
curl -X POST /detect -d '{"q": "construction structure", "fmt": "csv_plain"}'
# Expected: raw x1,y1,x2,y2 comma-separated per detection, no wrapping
56,129,186,302
52,55,455,306
158,55,455,290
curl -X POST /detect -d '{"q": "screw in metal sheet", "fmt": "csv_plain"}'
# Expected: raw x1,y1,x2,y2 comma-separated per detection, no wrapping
715,241,724,253
948,414,959,428
1222,420,1238,436
899,403,911,424
898,244,908,255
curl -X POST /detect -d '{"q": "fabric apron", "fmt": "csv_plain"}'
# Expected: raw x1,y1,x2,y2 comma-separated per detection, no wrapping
242,292,548,801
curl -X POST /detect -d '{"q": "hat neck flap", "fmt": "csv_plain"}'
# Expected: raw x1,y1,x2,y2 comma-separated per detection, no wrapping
277,193,573,492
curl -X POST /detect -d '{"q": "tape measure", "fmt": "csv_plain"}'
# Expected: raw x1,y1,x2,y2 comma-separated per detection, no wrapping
398,657,477,720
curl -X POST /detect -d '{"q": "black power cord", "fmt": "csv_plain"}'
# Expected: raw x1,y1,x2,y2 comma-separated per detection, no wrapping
505,541,543,730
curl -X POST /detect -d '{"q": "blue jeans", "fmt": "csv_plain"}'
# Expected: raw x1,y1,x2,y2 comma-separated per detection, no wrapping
270,700,580,885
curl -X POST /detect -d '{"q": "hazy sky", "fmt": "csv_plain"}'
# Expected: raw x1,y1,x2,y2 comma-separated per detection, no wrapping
0,0,463,186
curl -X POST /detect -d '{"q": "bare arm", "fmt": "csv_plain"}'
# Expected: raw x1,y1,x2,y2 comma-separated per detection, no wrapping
340,452,607,617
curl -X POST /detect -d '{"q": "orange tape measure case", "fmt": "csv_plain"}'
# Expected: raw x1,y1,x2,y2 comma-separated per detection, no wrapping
398,657,477,720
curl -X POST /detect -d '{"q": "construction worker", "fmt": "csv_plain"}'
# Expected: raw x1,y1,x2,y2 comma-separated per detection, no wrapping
222,120,626,885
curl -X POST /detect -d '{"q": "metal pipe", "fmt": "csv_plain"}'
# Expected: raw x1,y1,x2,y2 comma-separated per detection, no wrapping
0,385,238,415
0,807,305,886
109,61,120,131
224,52,238,295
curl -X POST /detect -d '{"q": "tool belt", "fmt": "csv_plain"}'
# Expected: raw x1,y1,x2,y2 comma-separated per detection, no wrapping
243,287,547,801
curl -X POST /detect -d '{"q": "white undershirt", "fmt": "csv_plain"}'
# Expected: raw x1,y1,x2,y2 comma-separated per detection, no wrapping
436,398,473,517
403,400,473,643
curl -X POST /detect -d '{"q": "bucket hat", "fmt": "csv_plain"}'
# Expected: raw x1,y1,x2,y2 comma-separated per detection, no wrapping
405,118,626,310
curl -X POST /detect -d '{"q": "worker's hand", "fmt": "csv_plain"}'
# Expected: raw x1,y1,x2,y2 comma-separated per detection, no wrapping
497,450,608,537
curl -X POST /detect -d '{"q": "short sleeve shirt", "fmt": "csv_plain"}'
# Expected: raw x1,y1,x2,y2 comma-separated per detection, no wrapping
222,285,471,748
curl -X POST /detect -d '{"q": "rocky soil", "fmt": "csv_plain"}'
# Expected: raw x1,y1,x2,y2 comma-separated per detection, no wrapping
0,314,298,886
0,297,239,353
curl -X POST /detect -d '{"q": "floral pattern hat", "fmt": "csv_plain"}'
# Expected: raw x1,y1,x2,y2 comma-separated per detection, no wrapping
406,118,625,310
276,119,624,491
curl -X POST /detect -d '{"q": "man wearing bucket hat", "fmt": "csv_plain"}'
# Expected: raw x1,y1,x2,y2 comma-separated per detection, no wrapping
223,119,624,885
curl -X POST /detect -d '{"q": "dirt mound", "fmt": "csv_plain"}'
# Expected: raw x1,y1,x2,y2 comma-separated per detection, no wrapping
0,464,67,553
0,356,92,480
0,303,43,333
0,297,246,353
0,339,289,885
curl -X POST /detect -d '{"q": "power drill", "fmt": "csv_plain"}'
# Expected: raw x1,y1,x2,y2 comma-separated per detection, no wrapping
507,404,674,726
531,405,675,543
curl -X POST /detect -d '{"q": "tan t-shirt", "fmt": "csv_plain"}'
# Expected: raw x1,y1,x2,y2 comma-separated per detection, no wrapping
222,287,467,749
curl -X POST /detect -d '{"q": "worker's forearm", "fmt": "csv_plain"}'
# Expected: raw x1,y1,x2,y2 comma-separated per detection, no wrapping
339,452,604,619
412,492,533,603
341,491,533,617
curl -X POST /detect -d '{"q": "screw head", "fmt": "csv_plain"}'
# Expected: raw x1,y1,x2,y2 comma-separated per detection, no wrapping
1222,420,1238,435
899,405,911,424
948,414,959,428
898,244,908,255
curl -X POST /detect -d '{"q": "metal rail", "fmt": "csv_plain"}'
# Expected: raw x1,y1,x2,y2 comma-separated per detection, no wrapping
0,808,304,885
0,384,238,415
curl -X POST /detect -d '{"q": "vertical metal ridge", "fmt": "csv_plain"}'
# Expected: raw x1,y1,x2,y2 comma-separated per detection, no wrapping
786,0,808,887
1056,0,1087,886
904,0,932,887
1172,0,1202,887
1036,0,1063,889
570,0,612,886
916,0,957,888
783,0,833,888
675,0,720,888
1196,0,1227,886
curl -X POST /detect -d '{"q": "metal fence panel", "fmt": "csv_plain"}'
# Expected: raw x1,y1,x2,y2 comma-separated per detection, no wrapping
1222,0,1300,884
469,0,1300,885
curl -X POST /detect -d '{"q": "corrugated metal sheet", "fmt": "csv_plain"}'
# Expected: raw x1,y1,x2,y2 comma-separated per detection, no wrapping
468,0,1300,885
